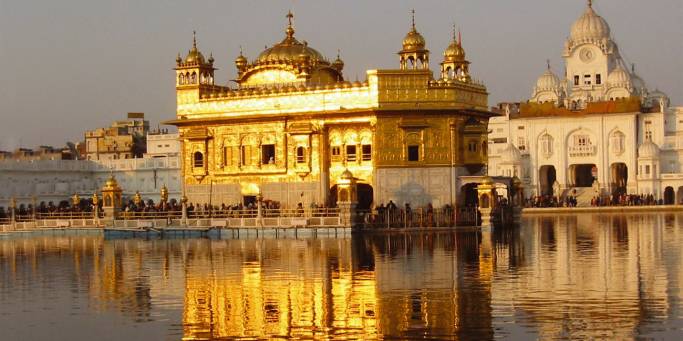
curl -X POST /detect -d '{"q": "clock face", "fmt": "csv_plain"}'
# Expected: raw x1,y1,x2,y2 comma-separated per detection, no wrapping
579,48,594,63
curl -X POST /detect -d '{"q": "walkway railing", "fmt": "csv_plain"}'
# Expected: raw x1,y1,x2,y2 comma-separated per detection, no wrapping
360,207,478,228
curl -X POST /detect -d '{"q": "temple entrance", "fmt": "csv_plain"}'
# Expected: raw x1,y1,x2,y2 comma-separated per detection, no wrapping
664,187,675,205
569,164,596,187
610,163,628,195
461,183,479,207
243,195,257,207
539,165,557,195
327,184,374,210
357,184,374,210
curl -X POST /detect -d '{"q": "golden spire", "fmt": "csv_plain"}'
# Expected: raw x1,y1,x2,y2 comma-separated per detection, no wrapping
547,59,551,70
588,0,593,8
285,11,295,39
411,9,416,30
192,30,197,50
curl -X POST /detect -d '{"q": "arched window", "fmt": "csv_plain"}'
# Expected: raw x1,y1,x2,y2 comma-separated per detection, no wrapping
191,72,197,84
610,131,625,155
178,74,185,85
540,134,553,157
296,146,305,163
193,151,204,168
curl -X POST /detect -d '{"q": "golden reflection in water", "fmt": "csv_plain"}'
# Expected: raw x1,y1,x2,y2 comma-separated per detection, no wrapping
181,239,379,340
0,213,682,340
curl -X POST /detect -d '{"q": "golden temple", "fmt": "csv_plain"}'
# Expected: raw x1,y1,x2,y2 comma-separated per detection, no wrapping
167,12,493,208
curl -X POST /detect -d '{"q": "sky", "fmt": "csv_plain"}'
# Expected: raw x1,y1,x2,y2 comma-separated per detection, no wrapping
0,0,681,149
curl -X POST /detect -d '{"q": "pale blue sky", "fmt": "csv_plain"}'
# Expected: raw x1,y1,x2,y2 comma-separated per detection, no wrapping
0,0,681,149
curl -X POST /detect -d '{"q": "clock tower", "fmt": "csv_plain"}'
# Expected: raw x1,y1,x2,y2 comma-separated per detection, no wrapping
563,0,619,104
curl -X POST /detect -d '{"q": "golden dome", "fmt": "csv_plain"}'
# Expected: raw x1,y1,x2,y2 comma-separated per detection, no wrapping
255,12,326,65
402,28,426,51
237,12,343,87
444,41,465,61
104,175,120,190
184,31,206,64
340,169,354,180
332,52,344,71
401,11,426,52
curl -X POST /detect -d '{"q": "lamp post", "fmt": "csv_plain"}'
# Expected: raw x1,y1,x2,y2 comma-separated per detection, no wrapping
9,197,16,226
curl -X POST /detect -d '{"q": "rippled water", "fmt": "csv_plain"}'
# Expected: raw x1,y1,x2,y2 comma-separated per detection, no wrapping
1,213,683,340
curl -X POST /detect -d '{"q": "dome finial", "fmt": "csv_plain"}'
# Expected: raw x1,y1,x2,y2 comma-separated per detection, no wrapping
452,23,457,42
192,30,197,49
285,10,295,39
547,59,551,70
632,63,635,73
411,9,416,30
588,0,593,8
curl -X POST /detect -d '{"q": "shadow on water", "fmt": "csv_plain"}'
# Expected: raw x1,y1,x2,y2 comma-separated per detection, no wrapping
1,212,683,340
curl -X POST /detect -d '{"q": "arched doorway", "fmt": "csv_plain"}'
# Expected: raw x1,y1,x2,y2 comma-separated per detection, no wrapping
664,187,675,205
610,163,628,195
539,166,557,196
569,164,596,187
461,183,479,207
677,187,683,205
327,184,374,210
357,184,374,210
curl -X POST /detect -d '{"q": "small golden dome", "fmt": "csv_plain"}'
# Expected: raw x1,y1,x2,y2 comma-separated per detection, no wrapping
481,176,494,186
444,41,465,61
332,51,344,70
402,28,426,51
340,169,354,180
185,31,205,64
104,175,120,190
401,11,426,52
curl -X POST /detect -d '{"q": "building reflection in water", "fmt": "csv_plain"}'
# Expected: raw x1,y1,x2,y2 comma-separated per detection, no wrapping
0,213,681,340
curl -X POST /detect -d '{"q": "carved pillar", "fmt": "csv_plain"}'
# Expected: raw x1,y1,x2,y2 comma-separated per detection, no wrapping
337,169,358,228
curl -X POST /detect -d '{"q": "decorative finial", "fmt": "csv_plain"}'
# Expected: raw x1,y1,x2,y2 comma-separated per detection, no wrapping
588,0,593,8
452,24,457,42
287,11,294,27
631,63,635,73
337,49,341,59
239,45,244,56
285,11,295,38
192,30,197,49
547,59,551,70
458,28,462,45
411,9,416,30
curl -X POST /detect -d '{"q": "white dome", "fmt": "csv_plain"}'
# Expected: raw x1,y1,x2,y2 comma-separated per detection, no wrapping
631,72,646,91
501,143,522,163
570,3,611,43
638,140,660,158
536,69,561,90
607,65,631,87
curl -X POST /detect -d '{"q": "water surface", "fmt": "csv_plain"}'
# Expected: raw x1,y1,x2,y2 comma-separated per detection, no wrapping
1,213,682,340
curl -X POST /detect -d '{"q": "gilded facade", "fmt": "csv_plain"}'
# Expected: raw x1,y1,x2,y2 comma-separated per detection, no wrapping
168,13,493,208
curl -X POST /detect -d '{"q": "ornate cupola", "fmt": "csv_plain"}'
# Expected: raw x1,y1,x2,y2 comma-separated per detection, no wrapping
440,26,470,81
399,10,429,70
175,31,215,87
234,46,248,77
235,11,343,88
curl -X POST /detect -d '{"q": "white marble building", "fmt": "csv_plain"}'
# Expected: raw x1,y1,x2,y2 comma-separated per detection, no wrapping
488,1,683,204
0,133,181,208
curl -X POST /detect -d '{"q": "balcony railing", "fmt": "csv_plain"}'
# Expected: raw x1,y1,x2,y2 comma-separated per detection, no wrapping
568,145,597,157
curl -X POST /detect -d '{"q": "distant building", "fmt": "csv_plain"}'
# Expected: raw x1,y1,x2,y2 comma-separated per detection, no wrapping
0,128,181,208
85,113,149,160
0,145,77,161
487,2,683,204
146,130,180,158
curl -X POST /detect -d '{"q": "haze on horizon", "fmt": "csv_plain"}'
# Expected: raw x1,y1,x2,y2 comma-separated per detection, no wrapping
1,0,681,150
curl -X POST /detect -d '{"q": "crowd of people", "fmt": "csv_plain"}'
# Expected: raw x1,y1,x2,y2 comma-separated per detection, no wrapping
525,192,668,208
